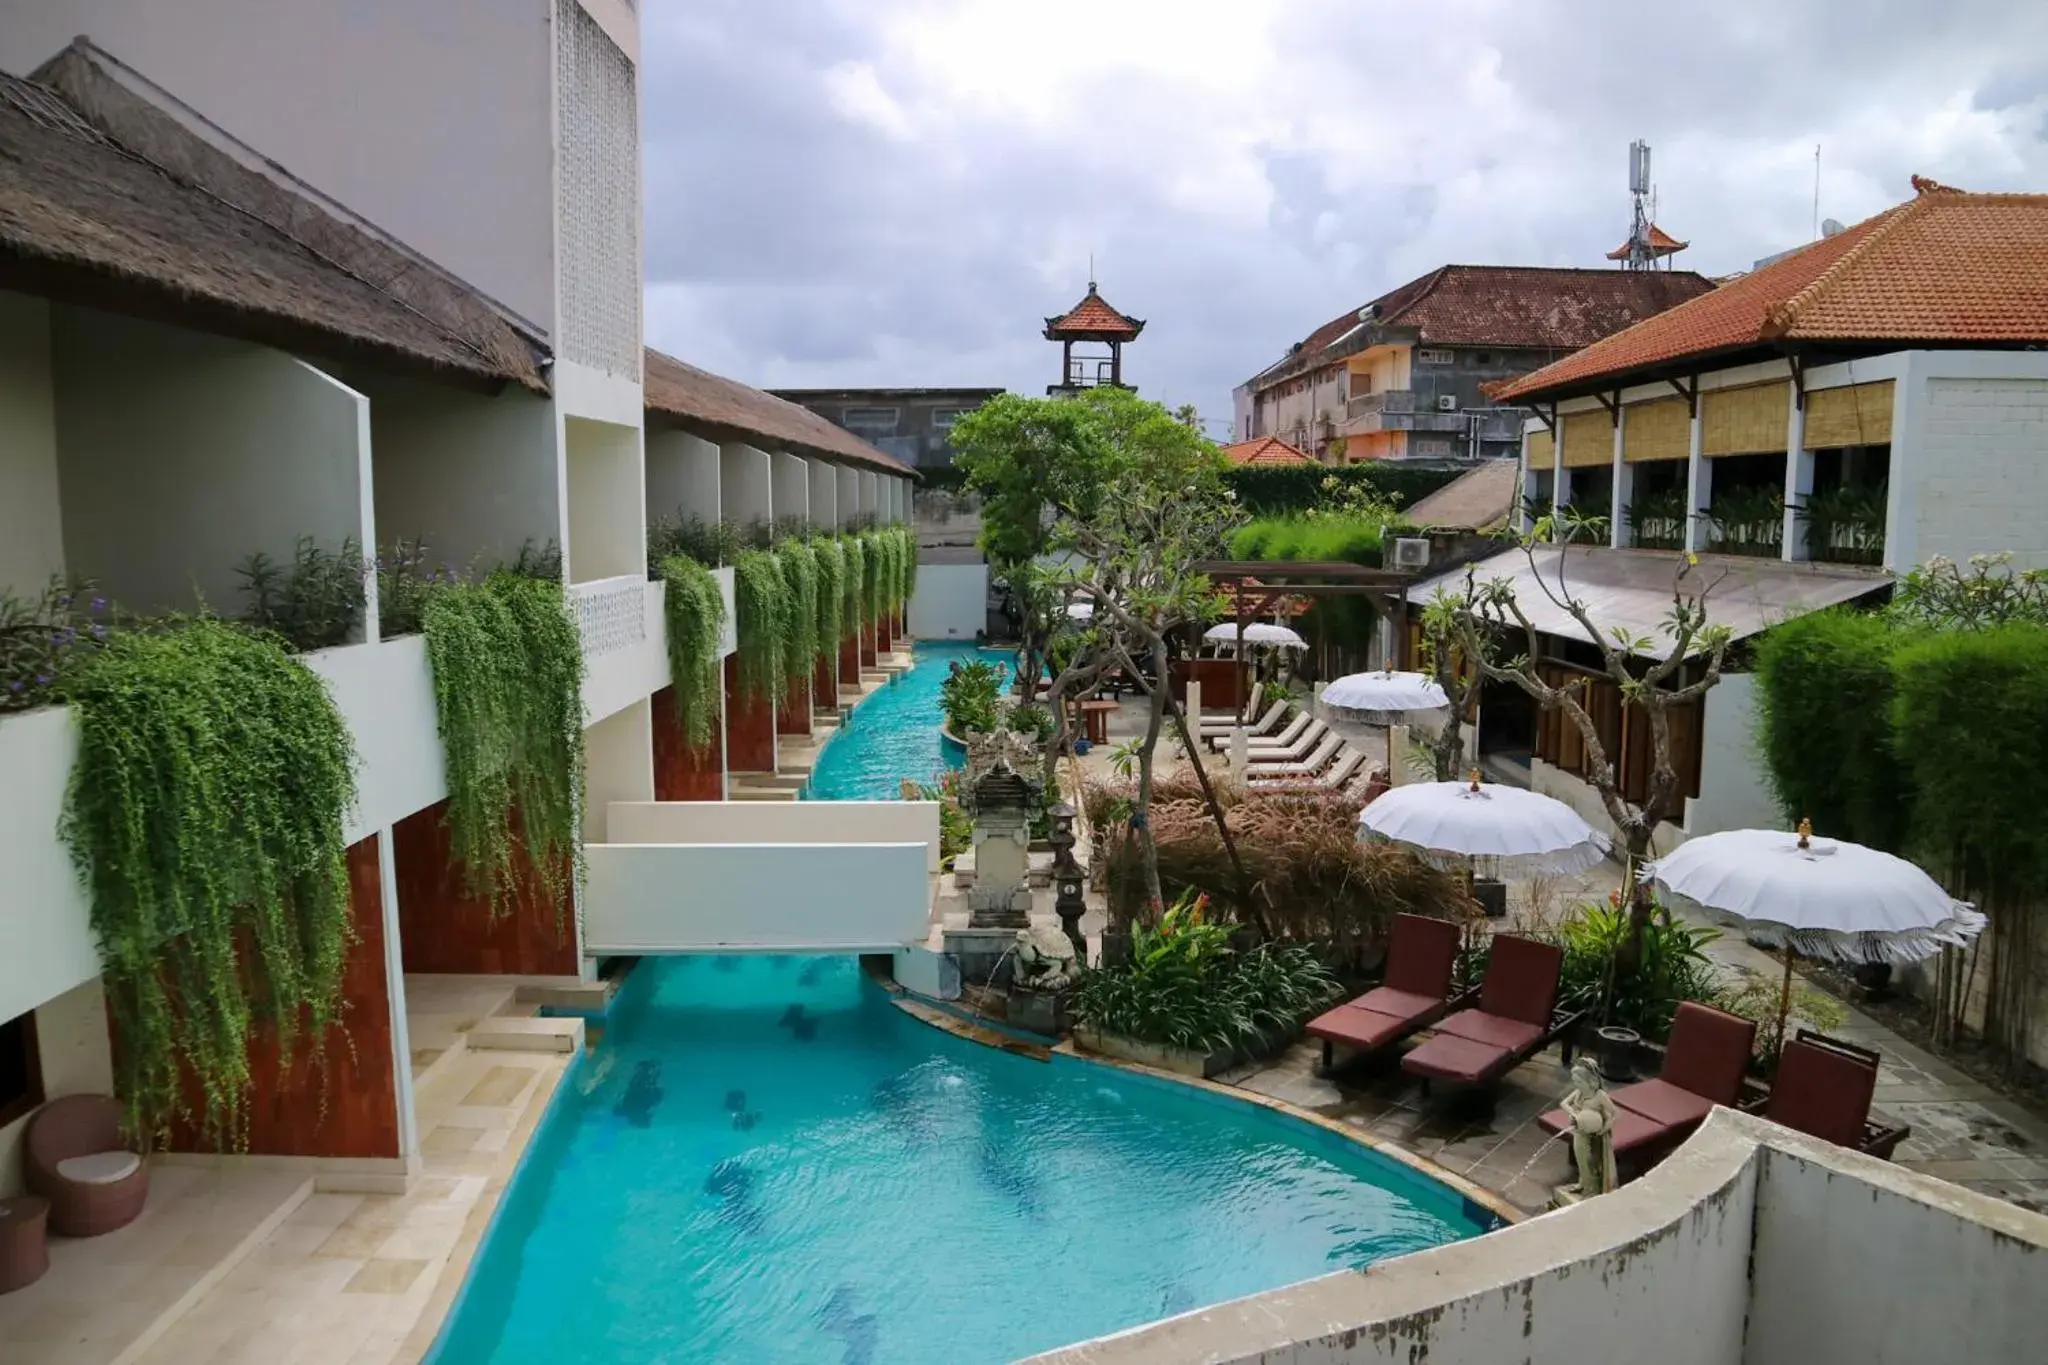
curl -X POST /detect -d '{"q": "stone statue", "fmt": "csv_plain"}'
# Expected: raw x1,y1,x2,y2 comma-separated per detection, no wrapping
1012,924,1078,992
964,727,1039,799
966,757,1036,929
1559,1056,1620,1197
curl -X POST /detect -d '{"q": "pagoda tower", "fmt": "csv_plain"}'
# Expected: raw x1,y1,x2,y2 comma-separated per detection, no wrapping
1043,282,1143,396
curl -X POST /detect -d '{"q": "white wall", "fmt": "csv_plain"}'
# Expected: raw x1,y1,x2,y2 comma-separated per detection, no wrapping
720,442,773,529
582,842,930,952
361,373,560,577
646,429,721,525
0,978,115,1198
0,291,63,594
1909,372,2048,572
0,709,101,1026
772,450,810,527
564,416,645,584
1686,673,1783,838
859,470,880,524
582,702,654,844
302,635,445,844
0,0,559,329
606,799,941,872
808,457,840,529
837,466,860,529
908,562,988,640
51,307,368,618
574,578,670,724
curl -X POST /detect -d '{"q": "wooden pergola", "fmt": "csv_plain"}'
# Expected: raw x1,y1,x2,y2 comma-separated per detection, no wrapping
1190,560,1421,707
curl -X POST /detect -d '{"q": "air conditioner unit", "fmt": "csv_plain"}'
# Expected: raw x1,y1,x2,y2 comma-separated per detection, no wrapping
1393,538,1431,569
1436,394,1459,412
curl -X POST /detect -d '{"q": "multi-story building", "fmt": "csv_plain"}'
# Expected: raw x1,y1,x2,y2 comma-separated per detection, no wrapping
771,387,1005,471
1405,179,2048,855
1233,266,1714,465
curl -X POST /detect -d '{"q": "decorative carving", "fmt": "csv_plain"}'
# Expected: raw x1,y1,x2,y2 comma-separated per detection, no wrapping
966,754,1036,929
1013,924,1077,992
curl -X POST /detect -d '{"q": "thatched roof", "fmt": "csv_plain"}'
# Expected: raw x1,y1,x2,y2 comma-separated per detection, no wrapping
0,44,547,392
1401,459,1518,532
644,347,916,477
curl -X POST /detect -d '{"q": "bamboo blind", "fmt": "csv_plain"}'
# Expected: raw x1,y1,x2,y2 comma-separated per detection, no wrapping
1622,395,1690,463
1803,380,1894,449
1527,428,1554,468
1560,410,1613,469
1701,381,1791,457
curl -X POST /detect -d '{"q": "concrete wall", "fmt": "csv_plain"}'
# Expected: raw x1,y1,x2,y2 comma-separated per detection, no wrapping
0,709,102,1029
0,292,63,593
581,841,930,952
837,466,860,529
808,458,840,529
582,702,654,844
720,442,773,529
0,978,115,1198
51,307,368,619
1685,673,1783,838
573,578,669,725
364,374,560,578
564,416,645,584
908,562,989,640
302,636,445,844
606,799,941,872
1910,371,2048,572
646,429,721,526
0,0,559,329
772,450,810,527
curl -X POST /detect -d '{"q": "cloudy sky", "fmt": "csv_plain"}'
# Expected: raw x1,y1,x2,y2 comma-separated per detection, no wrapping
642,0,2048,434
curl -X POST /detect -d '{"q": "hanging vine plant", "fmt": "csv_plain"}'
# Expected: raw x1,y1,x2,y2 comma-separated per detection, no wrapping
60,619,356,1147
658,555,726,750
775,538,821,691
842,535,868,635
896,525,918,611
733,549,791,701
860,531,887,624
422,572,585,921
813,536,846,657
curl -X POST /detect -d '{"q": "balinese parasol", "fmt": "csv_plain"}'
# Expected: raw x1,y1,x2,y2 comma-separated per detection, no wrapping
1204,621,1307,650
1644,820,1986,1047
1321,669,1451,774
1359,771,1612,878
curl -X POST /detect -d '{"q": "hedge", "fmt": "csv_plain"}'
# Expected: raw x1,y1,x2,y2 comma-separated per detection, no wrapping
1222,464,1459,516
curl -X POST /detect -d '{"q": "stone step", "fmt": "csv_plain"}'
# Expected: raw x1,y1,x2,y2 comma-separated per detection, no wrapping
515,979,615,1012
729,784,800,802
466,1014,586,1054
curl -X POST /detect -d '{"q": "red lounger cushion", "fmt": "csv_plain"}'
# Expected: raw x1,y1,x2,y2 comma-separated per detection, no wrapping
1611,1078,1716,1129
1307,1005,1416,1052
1434,1009,1543,1054
1659,1002,1757,1107
1354,987,1443,1020
1401,1031,1509,1084
1383,915,1460,1001
1767,1038,1878,1148
1477,935,1564,1028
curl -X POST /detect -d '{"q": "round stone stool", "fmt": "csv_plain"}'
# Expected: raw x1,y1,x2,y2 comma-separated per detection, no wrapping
0,1195,51,1293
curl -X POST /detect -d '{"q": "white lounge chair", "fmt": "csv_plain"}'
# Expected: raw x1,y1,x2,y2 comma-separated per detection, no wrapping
1248,747,1368,792
1240,717,1327,761
1199,693,1278,737
1247,732,1344,778
1195,681,1261,727
1203,700,1289,746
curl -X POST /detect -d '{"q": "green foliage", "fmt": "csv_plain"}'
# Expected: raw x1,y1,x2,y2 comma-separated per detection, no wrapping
235,537,365,650
374,538,460,638
940,657,1004,735
59,619,355,1146
1706,486,1784,558
1890,552,2048,629
508,538,563,581
1229,514,1388,566
1075,894,1340,1053
732,549,790,702
859,531,888,622
902,770,972,868
657,555,726,750
1716,971,1848,1068
421,573,585,920
649,513,742,568
1628,484,1688,549
842,536,868,632
1007,703,1056,743
1800,483,1887,565
1555,902,1723,1038
2,576,113,713
1752,609,1913,851
1221,463,1456,516
813,535,847,649
775,538,821,689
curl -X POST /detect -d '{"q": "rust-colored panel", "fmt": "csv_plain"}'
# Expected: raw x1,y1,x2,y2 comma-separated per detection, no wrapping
724,654,778,773
651,685,724,801
1169,657,1245,711
839,634,861,687
777,673,812,736
166,835,401,1158
860,619,878,668
393,801,577,976
813,657,839,714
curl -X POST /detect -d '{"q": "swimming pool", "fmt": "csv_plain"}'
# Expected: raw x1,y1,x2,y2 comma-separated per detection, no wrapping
803,640,1012,800
427,957,1494,1365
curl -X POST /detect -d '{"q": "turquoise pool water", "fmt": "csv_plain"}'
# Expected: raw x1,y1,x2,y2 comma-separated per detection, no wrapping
803,640,1013,800
428,957,1493,1365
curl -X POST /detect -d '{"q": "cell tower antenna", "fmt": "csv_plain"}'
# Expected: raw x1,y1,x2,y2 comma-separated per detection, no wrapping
1623,140,1654,270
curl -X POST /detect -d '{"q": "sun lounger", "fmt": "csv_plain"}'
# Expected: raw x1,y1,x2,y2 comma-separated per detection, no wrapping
1537,1001,1755,1167
1246,732,1344,779
1402,934,1575,1094
1745,1031,1910,1159
1201,699,1286,741
1219,711,1315,755
1247,747,1367,792
1196,682,1263,730
1306,914,1464,1070
1241,720,1331,766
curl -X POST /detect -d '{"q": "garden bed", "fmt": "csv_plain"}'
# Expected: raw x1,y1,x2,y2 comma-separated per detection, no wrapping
1073,1023,1295,1079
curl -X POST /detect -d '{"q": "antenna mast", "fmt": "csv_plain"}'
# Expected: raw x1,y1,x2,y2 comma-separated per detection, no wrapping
1624,140,1654,270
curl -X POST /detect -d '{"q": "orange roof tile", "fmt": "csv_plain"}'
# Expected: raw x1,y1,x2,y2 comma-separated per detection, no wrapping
1605,222,1690,260
1044,284,1145,340
1497,181,2048,403
1219,435,1315,467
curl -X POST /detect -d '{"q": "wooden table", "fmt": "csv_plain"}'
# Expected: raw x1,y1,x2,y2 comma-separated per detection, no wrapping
0,1194,49,1294
1078,699,1119,746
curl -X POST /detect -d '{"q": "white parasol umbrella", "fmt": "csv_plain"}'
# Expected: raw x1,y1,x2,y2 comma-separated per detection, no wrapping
1321,669,1451,775
1065,601,1094,620
1204,621,1306,650
1359,772,1612,877
1644,820,1986,1048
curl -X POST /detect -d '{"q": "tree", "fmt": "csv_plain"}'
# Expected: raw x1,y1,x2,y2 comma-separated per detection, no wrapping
1416,589,1484,782
1444,510,1732,972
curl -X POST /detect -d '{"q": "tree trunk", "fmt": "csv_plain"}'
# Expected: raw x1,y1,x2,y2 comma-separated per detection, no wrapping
1132,638,1169,915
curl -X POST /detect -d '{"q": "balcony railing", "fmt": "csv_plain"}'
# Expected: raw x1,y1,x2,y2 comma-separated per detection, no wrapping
1346,390,1415,419
570,573,649,658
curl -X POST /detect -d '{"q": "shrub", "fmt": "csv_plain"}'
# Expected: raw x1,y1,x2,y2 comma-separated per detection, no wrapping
775,538,821,692
649,513,742,568
235,536,365,650
1,577,114,713
375,538,461,638
657,555,726,750
1222,464,1456,516
940,658,1004,736
732,549,789,702
902,771,972,867
1229,514,1387,567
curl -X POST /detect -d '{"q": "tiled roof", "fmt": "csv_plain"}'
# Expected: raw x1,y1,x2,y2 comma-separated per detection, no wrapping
1606,223,1689,260
1250,266,1714,390
643,349,915,476
1219,435,1314,467
1400,458,1519,531
1044,284,1144,340
1496,180,2048,403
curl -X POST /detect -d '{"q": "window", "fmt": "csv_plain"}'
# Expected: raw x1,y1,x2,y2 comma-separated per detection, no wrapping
1348,371,1374,398
1416,347,1455,366
1474,352,1493,365
842,407,900,435
1411,437,1453,457
0,1009,42,1129
929,408,966,433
